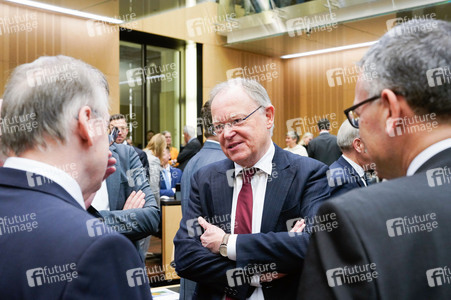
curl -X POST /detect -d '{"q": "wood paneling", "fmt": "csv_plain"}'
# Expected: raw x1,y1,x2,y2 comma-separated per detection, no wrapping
0,3,120,113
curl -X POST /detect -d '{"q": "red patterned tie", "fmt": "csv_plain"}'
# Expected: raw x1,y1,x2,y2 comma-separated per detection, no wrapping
234,168,256,234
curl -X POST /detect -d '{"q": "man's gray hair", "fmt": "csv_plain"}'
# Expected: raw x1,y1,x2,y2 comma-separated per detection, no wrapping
183,125,196,138
209,78,272,110
358,19,451,120
337,120,359,152
1,55,109,155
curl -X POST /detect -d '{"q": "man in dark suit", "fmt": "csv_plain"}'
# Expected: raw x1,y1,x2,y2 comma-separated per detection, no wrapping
174,78,330,300
298,19,451,299
90,141,160,259
307,118,342,165
0,56,152,299
178,100,228,299
177,125,202,171
328,120,374,197
110,113,150,177
160,147,182,197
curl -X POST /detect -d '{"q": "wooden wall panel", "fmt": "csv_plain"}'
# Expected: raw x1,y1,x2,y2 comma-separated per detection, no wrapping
0,3,119,113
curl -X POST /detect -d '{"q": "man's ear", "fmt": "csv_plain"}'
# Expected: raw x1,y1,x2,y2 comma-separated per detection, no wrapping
77,106,94,147
353,138,363,154
265,105,275,129
381,89,402,137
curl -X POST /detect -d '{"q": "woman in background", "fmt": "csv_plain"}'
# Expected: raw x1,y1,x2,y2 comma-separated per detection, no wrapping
284,131,308,157
143,133,166,205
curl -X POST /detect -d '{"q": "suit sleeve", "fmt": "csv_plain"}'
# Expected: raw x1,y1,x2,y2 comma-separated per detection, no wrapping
99,147,160,241
235,163,331,274
297,200,378,300
174,171,248,298
62,234,152,300
177,140,200,165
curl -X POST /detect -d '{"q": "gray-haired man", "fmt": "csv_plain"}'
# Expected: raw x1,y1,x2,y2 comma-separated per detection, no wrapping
0,56,152,299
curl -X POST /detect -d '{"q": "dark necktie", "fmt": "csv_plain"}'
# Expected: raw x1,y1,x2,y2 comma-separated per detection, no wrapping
235,168,256,234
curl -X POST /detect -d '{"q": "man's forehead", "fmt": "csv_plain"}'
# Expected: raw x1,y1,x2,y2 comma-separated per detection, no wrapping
110,118,126,125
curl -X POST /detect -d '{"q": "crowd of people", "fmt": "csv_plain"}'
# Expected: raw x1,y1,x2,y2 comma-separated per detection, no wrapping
0,19,450,300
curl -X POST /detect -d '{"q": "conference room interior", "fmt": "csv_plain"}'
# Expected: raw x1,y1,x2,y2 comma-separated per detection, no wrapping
1,0,449,297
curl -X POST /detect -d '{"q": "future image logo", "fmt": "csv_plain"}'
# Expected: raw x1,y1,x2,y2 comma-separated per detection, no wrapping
126,268,148,287
386,213,438,238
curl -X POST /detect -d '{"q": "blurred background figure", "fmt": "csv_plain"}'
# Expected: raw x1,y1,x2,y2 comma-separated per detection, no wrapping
307,118,342,165
143,133,167,205
300,132,313,150
160,147,182,198
176,125,201,171
146,130,155,145
0,99,7,167
284,131,308,156
162,130,179,167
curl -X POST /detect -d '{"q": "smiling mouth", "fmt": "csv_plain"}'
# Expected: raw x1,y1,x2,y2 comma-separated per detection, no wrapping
227,142,241,150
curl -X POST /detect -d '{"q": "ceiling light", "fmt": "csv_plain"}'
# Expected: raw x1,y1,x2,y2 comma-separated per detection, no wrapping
5,0,124,24
281,41,378,59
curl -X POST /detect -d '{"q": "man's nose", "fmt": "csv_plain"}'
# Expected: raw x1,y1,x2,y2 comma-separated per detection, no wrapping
222,125,236,138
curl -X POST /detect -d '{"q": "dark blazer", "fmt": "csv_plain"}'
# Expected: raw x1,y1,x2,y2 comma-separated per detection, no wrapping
174,144,330,300
307,132,342,166
102,143,160,244
179,140,227,300
298,147,451,299
0,167,152,299
329,155,366,197
133,146,150,178
160,166,182,197
177,138,202,171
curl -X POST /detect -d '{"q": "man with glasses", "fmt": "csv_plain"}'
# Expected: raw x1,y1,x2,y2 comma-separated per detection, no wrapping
298,19,451,299
174,78,330,299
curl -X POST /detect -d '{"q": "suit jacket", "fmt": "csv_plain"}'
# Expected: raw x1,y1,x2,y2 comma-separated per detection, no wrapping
307,132,342,166
329,155,366,198
298,147,451,299
0,167,152,299
101,143,160,244
174,144,330,300
133,146,150,179
160,166,182,197
177,138,202,171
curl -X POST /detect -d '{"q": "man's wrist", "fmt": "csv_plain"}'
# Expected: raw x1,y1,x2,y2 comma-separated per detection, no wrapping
219,233,230,257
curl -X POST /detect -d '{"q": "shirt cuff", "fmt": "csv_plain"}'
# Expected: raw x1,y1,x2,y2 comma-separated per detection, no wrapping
227,234,237,261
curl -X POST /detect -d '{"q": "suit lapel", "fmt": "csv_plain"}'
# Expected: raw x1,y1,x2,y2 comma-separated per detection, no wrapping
211,161,234,233
260,145,294,233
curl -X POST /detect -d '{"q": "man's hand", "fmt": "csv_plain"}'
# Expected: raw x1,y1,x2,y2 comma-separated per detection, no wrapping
123,190,145,210
290,219,305,233
199,216,225,254
103,150,117,180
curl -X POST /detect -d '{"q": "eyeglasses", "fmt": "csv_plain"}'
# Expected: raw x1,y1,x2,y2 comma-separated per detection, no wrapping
211,105,263,135
344,95,380,129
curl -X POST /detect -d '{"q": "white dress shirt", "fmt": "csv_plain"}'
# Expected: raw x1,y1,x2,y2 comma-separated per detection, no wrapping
226,143,275,300
407,138,451,176
91,180,110,211
341,154,367,186
4,157,85,210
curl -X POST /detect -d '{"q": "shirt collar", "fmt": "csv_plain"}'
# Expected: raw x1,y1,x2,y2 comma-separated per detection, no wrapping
205,140,220,145
4,157,86,210
341,154,365,177
234,142,275,176
407,138,451,176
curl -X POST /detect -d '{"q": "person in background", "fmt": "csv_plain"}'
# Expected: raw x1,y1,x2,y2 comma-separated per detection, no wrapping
0,99,7,167
328,120,374,197
0,55,152,299
110,114,149,178
176,125,201,171
307,118,342,165
160,147,182,198
162,130,179,167
143,133,167,205
298,19,451,299
284,131,308,156
300,132,313,150
178,99,228,300
146,130,155,144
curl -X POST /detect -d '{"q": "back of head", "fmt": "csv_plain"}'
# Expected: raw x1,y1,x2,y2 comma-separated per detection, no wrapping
337,120,359,153
359,19,451,121
183,125,196,139
317,119,331,131
1,55,109,156
146,133,167,161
